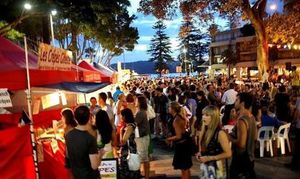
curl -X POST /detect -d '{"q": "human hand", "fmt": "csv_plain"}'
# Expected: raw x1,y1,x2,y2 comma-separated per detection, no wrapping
98,148,106,158
199,156,211,163
195,152,201,161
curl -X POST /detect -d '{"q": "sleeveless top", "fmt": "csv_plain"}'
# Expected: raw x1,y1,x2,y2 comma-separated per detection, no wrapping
201,128,223,156
231,115,257,161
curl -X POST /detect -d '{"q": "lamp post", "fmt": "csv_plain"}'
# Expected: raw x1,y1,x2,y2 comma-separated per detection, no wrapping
270,4,277,11
183,47,187,75
24,3,32,10
50,9,57,46
23,3,39,177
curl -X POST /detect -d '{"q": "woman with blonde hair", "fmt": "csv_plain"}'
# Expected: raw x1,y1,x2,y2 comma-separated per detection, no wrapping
196,105,232,178
166,102,193,179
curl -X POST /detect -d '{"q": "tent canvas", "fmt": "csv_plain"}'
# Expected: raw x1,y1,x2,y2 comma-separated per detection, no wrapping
78,60,112,82
0,37,105,90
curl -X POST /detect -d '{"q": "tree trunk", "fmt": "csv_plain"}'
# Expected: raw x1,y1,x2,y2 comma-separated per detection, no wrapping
242,0,269,79
68,24,79,63
254,24,269,79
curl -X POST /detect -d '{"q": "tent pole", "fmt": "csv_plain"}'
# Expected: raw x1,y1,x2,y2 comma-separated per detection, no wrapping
84,93,87,104
24,36,40,179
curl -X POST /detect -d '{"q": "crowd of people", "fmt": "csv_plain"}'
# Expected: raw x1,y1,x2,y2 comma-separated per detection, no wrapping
61,75,300,179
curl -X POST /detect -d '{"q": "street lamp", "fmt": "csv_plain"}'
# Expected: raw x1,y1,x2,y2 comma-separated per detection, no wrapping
270,4,277,11
49,9,57,46
183,47,187,75
24,3,32,10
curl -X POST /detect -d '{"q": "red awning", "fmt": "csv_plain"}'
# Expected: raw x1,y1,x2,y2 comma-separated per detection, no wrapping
78,60,112,82
0,37,104,90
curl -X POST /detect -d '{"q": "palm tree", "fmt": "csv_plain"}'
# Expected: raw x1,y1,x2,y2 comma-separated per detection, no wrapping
221,45,238,78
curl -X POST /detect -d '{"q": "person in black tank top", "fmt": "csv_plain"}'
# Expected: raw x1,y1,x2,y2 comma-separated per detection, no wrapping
196,106,232,178
166,102,193,179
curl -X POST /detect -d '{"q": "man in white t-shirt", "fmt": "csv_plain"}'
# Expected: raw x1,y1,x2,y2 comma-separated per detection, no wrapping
221,83,237,125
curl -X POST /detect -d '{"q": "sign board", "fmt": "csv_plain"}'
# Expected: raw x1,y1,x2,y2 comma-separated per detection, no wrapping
0,89,12,108
38,43,72,70
41,93,60,109
99,158,118,179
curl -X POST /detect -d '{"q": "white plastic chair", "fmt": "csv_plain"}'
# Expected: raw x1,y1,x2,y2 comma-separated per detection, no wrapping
258,126,275,157
220,105,225,124
275,123,291,155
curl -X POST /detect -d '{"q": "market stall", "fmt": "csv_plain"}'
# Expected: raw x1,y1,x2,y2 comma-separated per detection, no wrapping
0,37,111,179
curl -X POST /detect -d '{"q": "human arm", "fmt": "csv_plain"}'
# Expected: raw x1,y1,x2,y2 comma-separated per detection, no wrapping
184,106,192,120
89,138,105,170
196,123,206,159
121,125,134,145
166,119,182,142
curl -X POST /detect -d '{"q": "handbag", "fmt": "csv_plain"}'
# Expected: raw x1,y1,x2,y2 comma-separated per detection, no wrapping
199,160,226,179
134,125,140,138
126,141,141,171
147,104,156,120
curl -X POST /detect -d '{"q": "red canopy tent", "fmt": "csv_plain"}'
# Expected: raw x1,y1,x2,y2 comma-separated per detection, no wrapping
78,60,112,83
0,37,107,90
0,37,108,179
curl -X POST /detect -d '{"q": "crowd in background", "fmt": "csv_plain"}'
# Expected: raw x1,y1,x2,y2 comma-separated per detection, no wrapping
61,75,300,179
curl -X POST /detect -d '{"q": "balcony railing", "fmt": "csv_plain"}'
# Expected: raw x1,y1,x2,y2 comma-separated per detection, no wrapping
278,50,300,59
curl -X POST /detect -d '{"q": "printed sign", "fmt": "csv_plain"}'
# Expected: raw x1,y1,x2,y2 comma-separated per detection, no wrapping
50,139,59,154
99,159,118,179
38,43,72,70
41,92,60,109
0,89,12,108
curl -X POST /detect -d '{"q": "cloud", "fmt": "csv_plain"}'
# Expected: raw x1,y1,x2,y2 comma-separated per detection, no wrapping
170,38,180,51
163,18,182,29
128,0,141,15
134,18,157,25
139,36,152,42
134,44,148,51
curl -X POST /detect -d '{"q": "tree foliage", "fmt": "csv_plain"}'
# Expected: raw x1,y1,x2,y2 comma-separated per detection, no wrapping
221,45,238,77
0,0,139,66
265,3,300,44
0,21,24,40
147,20,173,74
139,0,272,77
178,17,209,73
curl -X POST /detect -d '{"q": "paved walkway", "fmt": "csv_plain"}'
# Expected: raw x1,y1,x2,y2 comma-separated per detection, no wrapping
148,138,300,179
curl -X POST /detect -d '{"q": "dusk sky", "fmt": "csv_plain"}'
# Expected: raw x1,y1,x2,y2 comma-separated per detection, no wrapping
111,0,283,65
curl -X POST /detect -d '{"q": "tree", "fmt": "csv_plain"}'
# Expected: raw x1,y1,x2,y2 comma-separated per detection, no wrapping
0,0,138,66
178,17,209,74
139,0,272,78
52,0,139,65
148,20,173,75
265,3,300,45
0,21,23,40
221,45,238,78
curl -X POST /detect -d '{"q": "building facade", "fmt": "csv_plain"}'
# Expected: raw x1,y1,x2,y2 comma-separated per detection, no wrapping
209,27,300,79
